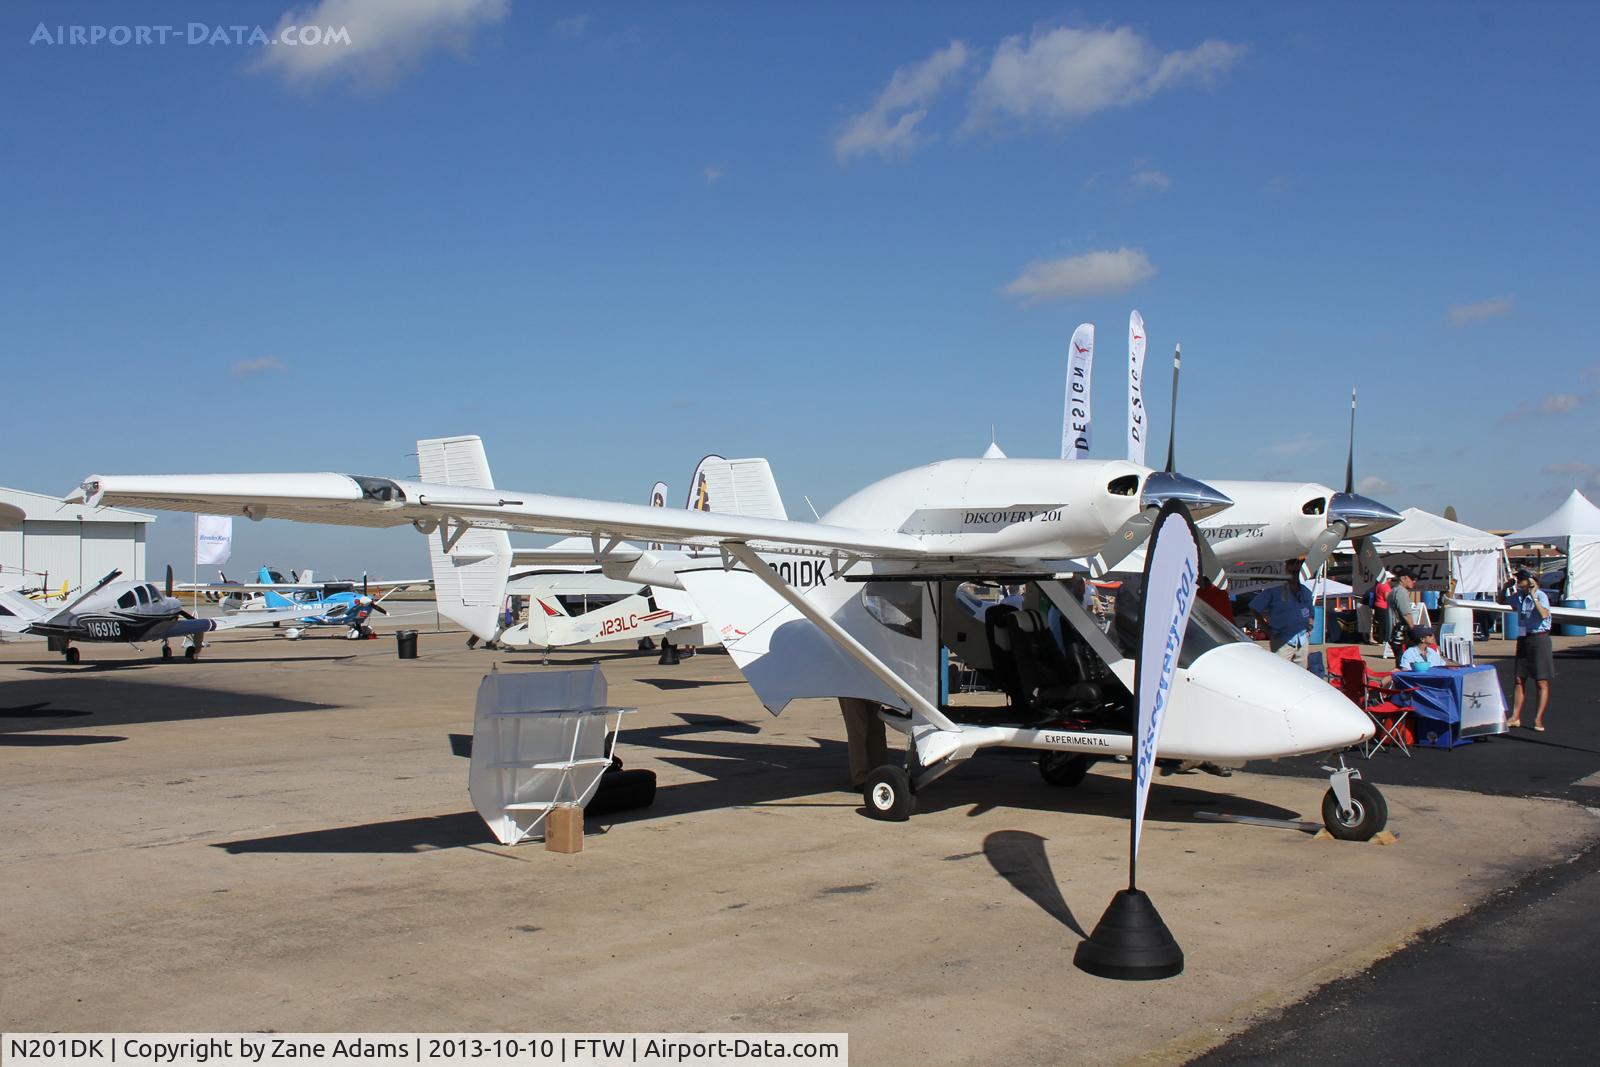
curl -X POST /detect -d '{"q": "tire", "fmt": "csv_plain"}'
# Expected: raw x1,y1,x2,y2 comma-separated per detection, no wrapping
863,766,915,821
185,646,199,662
1322,779,1388,841
1039,752,1092,788
161,645,173,659
64,647,80,664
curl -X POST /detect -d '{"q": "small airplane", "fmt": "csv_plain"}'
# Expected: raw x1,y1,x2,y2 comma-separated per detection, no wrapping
0,567,312,663
78,429,1388,839
187,566,429,639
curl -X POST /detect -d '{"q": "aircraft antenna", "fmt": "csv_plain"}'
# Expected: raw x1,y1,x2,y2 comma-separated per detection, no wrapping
803,495,821,521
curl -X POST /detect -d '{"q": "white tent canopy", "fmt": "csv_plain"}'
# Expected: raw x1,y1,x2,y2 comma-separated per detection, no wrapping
1509,489,1600,608
1371,508,1507,595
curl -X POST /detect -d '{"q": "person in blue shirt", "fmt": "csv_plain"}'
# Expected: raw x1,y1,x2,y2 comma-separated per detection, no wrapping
1508,568,1553,731
1250,558,1316,668
1398,626,1457,671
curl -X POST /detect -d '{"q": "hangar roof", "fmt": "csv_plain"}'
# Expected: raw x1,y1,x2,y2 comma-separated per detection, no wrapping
0,485,154,526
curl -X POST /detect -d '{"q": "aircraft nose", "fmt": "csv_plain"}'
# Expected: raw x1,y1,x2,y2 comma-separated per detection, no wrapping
1329,491,1402,538
1286,679,1375,754
1141,471,1233,521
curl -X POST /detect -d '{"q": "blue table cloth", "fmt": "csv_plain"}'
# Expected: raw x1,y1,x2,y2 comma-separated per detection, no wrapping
1390,665,1507,748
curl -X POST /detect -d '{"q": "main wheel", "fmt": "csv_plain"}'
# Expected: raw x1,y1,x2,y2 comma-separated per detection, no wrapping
1039,752,1092,788
185,645,199,662
161,645,173,659
64,647,80,664
1321,779,1388,841
863,766,915,821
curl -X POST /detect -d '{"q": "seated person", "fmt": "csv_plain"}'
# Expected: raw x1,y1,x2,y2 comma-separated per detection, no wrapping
1398,626,1458,672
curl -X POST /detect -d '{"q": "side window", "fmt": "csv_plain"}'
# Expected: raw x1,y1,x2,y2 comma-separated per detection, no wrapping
117,592,137,609
861,582,923,640
134,586,150,605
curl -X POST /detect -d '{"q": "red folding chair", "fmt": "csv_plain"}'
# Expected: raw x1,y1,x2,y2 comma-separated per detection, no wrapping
1336,657,1412,757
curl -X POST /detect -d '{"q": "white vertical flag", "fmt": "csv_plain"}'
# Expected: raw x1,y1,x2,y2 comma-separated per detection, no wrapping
647,481,669,551
194,515,233,566
1061,323,1095,459
1128,310,1148,466
1130,502,1201,864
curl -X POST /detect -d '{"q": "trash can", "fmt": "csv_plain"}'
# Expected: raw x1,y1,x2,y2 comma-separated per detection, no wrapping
396,629,419,659
1558,599,1589,637
1503,610,1520,640
1310,604,1325,644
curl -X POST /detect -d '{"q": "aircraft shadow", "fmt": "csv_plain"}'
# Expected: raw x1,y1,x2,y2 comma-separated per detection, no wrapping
635,677,745,690
218,811,491,854
209,717,1302,857
0,733,126,747
17,654,358,673
984,830,1087,937
0,679,340,733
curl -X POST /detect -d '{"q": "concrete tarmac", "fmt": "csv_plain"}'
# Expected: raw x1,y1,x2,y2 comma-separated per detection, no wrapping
2,626,1597,1064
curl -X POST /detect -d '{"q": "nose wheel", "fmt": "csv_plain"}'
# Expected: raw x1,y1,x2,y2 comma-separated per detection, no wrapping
862,765,915,821
1321,761,1388,841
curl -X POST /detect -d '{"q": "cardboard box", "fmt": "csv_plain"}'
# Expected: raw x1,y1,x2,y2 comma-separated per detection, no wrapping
545,805,584,854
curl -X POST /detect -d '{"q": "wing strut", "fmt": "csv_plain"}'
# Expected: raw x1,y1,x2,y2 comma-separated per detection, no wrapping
721,543,963,735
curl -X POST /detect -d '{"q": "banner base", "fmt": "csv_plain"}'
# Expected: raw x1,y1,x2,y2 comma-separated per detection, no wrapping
1073,888,1184,981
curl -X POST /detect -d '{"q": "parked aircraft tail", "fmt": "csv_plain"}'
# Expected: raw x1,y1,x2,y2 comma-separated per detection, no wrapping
417,435,513,642
684,456,788,520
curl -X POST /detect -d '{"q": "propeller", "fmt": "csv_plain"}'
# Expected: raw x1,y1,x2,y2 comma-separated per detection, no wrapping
1301,389,1402,578
359,574,388,615
168,563,199,619
1095,343,1231,578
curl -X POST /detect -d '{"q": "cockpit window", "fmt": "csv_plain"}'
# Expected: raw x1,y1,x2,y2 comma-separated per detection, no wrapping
134,585,150,605
117,591,137,609
861,582,923,639
1301,497,1327,516
1110,575,1249,669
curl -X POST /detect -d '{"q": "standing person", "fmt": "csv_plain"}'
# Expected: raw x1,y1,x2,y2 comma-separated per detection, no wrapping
1371,571,1393,657
1388,568,1420,660
1507,568,1553,730
1250,559,1315,667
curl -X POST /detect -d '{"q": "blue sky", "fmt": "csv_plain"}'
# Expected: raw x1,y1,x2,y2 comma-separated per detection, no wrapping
3,2,1597,577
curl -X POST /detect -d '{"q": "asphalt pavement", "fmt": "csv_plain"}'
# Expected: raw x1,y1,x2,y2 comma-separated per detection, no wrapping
1202,639,1600,1064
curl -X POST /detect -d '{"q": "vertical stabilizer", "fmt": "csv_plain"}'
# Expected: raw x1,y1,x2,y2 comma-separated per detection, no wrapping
685,456,788,520
418,435,513,641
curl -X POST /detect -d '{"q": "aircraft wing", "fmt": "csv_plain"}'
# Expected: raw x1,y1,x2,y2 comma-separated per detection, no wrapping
1445,598,1600,627
163,606,314,637
76,473,930,560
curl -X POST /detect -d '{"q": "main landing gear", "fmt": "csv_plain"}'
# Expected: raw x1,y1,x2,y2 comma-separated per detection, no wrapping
63,646,80,664
1038,752,1094,788
863,765,915,821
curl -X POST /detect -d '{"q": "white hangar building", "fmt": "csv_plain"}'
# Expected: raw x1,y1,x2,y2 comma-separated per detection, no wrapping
0,486,152,594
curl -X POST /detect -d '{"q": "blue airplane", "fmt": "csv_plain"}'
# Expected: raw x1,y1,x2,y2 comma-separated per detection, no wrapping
196,566,429,640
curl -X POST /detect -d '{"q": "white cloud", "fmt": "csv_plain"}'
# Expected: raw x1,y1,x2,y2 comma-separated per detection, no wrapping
1130,168,1171,192
1003,247,1155,303
703,165,725,184
233,355,286,377
1265,433,1322,456
255,0,508,88
1540,461,1600,492
966,25,1245,129
1357,475,1397,495
1505,387,1597,422
1447,296,1513,326
552,14,590,37
833,41,969,162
